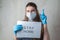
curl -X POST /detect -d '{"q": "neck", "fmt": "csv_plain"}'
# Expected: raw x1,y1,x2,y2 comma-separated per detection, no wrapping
28,19,33,22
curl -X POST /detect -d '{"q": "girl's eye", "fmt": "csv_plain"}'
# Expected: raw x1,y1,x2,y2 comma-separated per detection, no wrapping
26,9,36,12
27,10,30,12
31,10,36,12
32,10,35,11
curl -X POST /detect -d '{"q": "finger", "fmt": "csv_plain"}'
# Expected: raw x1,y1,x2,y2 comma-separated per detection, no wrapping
41,9,45,15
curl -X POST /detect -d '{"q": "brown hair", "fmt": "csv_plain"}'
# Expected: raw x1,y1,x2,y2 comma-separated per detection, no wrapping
23,2,44,40
23,2,41,22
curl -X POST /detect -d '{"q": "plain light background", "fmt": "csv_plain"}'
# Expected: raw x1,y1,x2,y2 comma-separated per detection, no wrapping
0,0,60,40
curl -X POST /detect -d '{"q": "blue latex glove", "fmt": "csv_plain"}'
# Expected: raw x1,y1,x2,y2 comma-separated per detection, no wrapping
40,9,47,24
13,25,23,35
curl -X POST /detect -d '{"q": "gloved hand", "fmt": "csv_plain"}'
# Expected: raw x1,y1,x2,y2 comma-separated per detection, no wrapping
13,25,23,35
40,9,47,24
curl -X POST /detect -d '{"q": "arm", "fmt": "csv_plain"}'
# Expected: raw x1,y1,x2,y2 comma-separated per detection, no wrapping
13,35,17,40
40,9,50,40
43,24,50,40
13,25,23,40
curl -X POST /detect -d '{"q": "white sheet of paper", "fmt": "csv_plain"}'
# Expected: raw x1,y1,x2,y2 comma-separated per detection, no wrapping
16,21,41,38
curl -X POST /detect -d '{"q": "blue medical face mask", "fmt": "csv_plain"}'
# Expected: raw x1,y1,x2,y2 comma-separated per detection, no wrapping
26,12,36,20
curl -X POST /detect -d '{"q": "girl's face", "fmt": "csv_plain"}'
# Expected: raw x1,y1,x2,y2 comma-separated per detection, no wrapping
25,6,37,20
25,6,36,13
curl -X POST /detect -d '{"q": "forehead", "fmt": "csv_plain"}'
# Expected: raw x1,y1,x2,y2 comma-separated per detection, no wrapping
26,6,35,10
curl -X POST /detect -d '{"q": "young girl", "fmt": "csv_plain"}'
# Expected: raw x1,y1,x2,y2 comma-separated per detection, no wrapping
13,2,49,40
